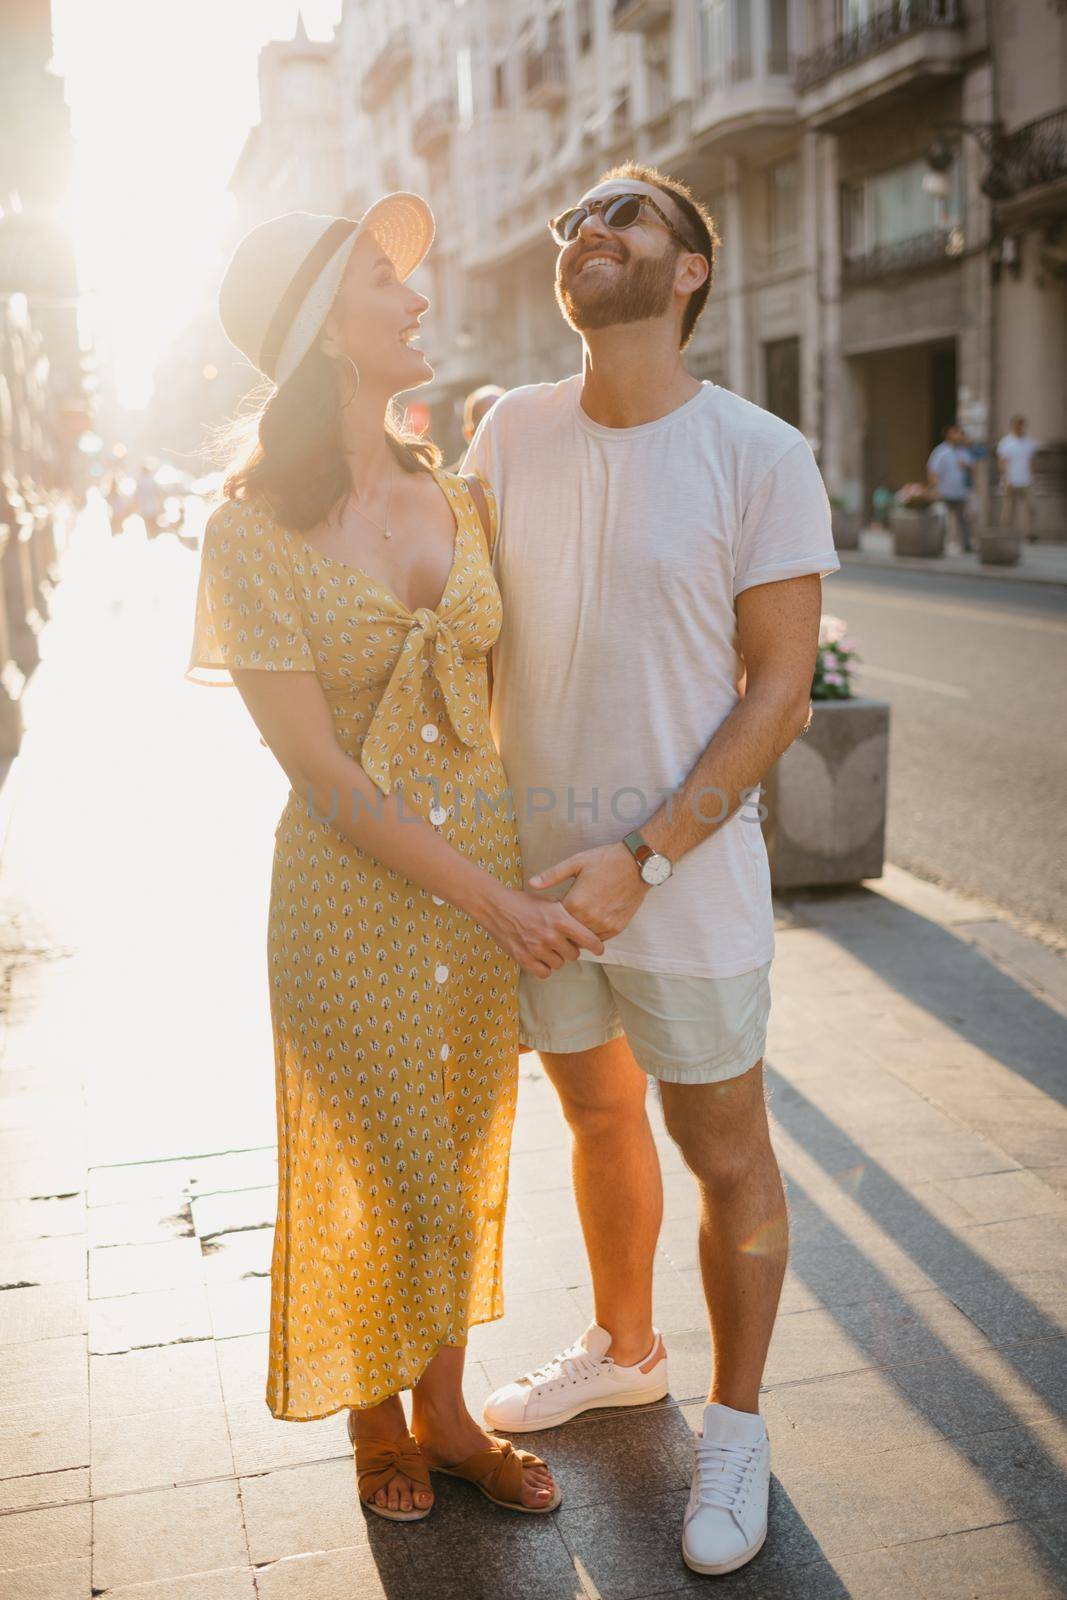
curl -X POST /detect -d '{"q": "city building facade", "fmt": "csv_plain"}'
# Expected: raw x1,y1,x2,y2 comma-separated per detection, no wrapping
0,0,85,760
0,0,86,495
800,0,1066,533
240,1,1067,529
230,13,344,234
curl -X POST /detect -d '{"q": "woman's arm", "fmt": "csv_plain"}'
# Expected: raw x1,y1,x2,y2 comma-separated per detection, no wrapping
231,667,601,978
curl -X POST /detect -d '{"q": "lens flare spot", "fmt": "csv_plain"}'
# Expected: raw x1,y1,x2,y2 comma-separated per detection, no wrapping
739,1214,788,1257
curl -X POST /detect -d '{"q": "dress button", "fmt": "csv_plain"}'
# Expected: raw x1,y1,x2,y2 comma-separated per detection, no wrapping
421,723,439,743
434,963,449,983
429,806,447,826
440,1043,450,1061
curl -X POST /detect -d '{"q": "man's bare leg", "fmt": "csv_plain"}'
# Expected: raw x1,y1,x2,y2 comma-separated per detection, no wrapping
540,1036,663,1365
659,1060,787,1412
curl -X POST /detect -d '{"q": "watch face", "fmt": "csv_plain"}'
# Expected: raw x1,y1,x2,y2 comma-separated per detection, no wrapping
641,853,673,886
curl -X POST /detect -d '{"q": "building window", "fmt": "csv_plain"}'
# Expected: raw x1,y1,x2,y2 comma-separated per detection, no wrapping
768,0,790,72
732,0,752,81
458,46,474,120
700,0,763,91
492,60,507,109
576,0,593,53
843,154,963,265
698,0,728,93
764,336,801,428
647,35,671,117
768,158,799,257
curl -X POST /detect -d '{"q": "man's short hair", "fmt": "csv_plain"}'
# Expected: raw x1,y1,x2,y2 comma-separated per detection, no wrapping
596,162,720,348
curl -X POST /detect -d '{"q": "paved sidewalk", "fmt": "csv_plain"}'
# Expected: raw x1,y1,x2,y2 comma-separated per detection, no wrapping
1,511,1066,1599
840,528,1067,588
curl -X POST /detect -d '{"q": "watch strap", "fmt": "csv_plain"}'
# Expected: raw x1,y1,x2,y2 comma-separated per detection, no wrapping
623,829,654,867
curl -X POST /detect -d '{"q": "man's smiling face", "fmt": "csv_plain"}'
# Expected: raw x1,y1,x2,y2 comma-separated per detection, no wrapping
554,181,685,335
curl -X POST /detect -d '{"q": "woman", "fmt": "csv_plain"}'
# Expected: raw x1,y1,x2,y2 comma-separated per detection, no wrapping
187,196,602,1520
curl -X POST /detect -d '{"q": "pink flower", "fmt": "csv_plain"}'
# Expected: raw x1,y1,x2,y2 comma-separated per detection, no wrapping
818,614,848,646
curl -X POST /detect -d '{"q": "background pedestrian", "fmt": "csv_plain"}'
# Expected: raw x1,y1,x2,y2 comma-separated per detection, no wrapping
997,414,1040,542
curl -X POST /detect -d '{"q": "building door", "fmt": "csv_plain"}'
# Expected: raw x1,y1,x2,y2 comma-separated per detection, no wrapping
764,336,801,429
930,342,957,450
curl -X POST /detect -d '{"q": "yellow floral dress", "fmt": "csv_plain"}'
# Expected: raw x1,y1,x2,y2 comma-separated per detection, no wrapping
187,469,522,1419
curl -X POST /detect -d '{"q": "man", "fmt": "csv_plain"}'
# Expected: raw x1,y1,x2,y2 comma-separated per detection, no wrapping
997,414,1039,542
927,422,974,553
464,162,838,1576
448,383,506,472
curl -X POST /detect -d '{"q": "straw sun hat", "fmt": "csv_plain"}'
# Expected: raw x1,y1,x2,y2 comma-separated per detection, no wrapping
218,193,436,389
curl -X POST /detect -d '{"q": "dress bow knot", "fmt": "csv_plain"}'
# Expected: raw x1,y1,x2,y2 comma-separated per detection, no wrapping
359,608,479,795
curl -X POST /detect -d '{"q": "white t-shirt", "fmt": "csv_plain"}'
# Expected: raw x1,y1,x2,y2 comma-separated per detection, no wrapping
463,375,839,979
997,434,1038,488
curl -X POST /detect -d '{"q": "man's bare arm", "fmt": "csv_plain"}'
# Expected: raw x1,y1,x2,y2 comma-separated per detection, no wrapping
640,572,820,861
529,574,822,938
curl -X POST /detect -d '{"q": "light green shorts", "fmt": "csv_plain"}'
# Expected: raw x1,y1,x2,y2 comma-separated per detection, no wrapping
518,957,772,1086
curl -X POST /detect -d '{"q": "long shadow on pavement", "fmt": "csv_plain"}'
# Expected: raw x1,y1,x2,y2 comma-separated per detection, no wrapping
786,888,1067,1116
769,1067,1067,1590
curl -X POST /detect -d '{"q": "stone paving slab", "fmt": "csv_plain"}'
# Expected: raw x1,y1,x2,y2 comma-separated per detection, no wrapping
1,521,1066,1598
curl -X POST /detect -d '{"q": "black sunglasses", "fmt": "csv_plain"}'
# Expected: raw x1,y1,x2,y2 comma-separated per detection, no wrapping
548,192,700,253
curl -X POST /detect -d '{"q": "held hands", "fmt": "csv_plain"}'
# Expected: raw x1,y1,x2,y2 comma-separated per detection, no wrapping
488,887,605,979
529,842,649,947
485,843,649,980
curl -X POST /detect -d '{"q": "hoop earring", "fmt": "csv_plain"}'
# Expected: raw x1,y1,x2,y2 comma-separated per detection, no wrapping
338,354,361,408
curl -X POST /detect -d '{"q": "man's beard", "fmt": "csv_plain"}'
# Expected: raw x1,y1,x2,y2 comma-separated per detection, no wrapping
555,247,677,333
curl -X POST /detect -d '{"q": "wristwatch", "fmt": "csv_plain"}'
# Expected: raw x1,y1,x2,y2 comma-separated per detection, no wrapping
622,830,673,887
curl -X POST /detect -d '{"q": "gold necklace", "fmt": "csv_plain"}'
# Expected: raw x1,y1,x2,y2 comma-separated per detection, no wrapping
347,462,396,540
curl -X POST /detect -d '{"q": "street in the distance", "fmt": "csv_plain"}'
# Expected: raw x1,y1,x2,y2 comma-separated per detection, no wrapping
830,566,1067,943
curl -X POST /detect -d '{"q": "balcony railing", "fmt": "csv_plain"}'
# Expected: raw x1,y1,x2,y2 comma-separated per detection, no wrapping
842,224,964,284
982,108,1067,201
361,25,414,112
524,45,567,106
796,0,963,95
412,97,455,159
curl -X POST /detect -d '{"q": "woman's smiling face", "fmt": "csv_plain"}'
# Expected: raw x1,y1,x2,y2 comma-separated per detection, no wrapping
321,230,432,393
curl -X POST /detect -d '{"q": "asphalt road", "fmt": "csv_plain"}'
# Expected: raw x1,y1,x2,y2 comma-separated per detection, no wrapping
827,564,1067,940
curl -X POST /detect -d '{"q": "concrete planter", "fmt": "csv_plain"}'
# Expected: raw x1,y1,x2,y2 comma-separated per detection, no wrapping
978,529,1021,567
891,505,943,558
831,507,862,550
762,697,890,889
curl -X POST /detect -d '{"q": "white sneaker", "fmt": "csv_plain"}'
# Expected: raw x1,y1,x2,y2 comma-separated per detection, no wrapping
682,1402,771,1576
483,1323,668,1432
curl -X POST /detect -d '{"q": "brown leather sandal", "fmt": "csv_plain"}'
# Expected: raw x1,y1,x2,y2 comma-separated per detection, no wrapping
348,1410,434,1522
424,1434,561,1514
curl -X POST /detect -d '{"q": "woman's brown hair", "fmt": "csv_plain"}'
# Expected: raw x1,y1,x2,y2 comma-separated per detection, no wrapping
223,344,441,532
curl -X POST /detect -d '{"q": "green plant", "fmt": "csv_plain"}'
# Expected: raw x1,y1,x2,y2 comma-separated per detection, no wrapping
812,614,859,701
